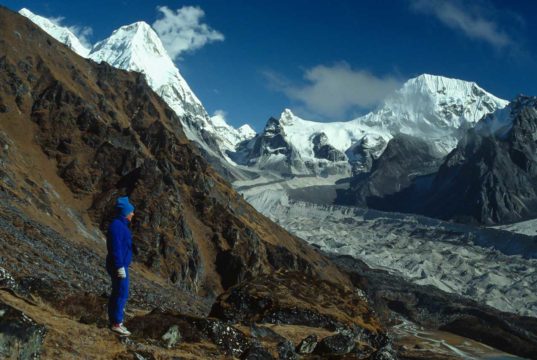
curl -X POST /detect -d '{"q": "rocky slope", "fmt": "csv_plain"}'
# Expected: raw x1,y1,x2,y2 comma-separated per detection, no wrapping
339,134,444,207
0,7,398,358
347,95,537,225
421,95,537,224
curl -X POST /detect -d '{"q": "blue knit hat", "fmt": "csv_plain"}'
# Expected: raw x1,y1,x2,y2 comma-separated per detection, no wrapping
116,196,135,217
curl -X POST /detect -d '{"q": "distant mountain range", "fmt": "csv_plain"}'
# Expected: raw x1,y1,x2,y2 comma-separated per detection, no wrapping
19,8,508,181
234,74,507,177
23,6,537,227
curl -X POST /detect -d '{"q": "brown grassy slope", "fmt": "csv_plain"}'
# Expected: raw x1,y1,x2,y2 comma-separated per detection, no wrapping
0,6,348,302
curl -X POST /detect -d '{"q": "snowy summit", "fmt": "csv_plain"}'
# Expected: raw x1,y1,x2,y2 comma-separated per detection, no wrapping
19,8,90,57
19,8,254,164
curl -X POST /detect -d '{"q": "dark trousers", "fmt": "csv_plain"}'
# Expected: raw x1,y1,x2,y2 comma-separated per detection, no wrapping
107,266,129,325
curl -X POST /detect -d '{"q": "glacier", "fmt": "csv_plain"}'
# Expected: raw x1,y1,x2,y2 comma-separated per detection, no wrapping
240,184,537,317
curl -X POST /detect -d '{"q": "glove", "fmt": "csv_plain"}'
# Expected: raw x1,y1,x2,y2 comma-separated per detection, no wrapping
117,267,126,279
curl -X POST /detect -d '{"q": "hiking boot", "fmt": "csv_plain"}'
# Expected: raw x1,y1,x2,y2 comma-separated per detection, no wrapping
111,323,131,336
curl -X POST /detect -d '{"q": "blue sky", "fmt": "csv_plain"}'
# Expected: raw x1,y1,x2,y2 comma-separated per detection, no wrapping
3,0,537,130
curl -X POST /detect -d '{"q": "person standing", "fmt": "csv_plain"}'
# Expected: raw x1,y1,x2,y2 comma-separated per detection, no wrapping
106,196,134,336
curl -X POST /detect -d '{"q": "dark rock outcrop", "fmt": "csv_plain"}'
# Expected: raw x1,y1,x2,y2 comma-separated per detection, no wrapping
338,134,443,207
0,301,46,360
331,254,537,359
420,96,537,224
312,132,346,162
314,332,356,355
127,310,251,357
210,270,394,358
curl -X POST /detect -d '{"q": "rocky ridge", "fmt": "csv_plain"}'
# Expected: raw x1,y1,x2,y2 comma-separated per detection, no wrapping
0,7,396,359
345,95,537,224
19,7,255,182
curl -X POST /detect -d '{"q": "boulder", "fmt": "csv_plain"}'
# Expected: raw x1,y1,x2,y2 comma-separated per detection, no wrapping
0,301,46,360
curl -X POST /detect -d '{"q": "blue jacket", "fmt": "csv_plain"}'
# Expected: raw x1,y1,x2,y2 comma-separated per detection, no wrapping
106,217,133,270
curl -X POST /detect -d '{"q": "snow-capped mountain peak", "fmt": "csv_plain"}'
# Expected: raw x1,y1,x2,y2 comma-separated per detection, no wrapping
19,8,90,57
21,7,256,170
87,20,256,161
89,21,202,107
240,74,508,176
359,73,509,152
237,124,256,140
379,74,509,128
279,108,296,125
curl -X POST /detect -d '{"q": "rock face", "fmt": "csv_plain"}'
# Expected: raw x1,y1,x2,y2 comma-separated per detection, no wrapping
233,117,305,175
312,132,346,162
0,301,46,360
420,96,537,224
353,96,537,225
339,134,443,207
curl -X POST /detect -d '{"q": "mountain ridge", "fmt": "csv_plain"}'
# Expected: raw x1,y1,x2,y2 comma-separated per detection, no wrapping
19,8,255,179
236,75,507,177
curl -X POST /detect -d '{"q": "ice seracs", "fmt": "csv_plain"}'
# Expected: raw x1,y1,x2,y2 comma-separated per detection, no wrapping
19,8,90,57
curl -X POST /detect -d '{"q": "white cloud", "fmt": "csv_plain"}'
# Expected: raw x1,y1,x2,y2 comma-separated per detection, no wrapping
410,0,513,48
49,16,93,49
210,109,230,127
265,63,401,120
152,6,224,60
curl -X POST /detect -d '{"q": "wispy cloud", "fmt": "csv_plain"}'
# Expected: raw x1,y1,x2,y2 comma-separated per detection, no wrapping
210,109,230,127
49,16,93,49
410,0,513,49
152,6,224,60
264,62,401,120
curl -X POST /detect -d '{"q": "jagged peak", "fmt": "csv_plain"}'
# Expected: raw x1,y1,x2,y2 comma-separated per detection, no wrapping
90,21,167,58
237,124,256,137
279,108,298,125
